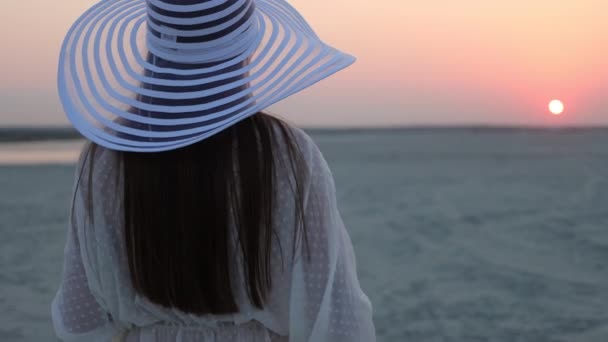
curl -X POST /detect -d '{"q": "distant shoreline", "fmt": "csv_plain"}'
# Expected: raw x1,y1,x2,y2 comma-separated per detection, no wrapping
1,125,607,143
0,127,81,143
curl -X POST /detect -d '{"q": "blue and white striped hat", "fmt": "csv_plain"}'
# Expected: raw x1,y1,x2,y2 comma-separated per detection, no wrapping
58,0,355,152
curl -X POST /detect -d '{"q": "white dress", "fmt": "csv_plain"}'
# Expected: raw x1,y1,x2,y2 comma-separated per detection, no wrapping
51,126,376,342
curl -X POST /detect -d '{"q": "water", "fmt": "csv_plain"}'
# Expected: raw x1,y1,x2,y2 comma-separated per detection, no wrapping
1,129,608,341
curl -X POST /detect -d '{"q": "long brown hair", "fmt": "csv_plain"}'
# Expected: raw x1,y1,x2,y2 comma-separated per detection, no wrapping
78,113,308,315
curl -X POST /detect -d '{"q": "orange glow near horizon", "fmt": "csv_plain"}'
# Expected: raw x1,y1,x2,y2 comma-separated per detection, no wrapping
1,0,607,126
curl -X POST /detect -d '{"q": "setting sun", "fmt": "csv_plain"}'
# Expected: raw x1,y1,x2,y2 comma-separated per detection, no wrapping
549,100,565,115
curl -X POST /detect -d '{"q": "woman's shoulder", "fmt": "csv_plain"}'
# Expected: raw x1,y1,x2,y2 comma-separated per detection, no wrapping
74,142,122,198
267,114,309,142
76,141,119,172
268,116,324,165
267,117,335,194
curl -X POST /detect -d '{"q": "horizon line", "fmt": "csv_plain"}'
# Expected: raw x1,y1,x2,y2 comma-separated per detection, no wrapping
1,124,607,144
2,123,608,130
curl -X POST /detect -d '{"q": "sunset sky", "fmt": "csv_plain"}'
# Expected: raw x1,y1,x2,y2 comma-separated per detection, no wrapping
1,0,607,127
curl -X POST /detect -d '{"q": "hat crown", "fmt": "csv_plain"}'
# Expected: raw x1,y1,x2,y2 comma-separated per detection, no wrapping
147,0,253,17
146,0,257,63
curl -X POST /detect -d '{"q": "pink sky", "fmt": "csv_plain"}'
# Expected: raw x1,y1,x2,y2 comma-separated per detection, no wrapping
1,0,607,127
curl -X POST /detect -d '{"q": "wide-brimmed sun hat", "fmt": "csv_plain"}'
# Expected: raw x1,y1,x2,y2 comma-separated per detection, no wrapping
58,0,355,152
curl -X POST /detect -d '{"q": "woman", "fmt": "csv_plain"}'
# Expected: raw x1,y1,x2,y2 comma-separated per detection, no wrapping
51,0,375,341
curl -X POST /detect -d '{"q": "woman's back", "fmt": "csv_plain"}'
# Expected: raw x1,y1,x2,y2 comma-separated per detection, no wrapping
52,0,374,338
52,116,375,341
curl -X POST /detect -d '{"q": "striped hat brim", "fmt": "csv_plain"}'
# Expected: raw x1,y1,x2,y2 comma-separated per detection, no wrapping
59,0,355,152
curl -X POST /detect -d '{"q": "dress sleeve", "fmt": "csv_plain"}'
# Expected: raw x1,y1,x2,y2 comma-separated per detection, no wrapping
288,143,376,342
51,146,124,342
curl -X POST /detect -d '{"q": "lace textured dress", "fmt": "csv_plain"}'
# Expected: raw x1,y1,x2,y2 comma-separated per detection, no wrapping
51,127,376,342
